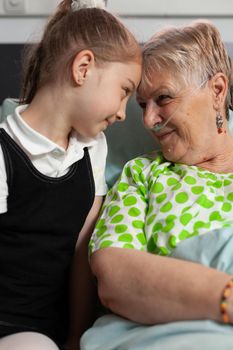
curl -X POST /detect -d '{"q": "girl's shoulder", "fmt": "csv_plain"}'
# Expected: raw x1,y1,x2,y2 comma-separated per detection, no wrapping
88,131,107,160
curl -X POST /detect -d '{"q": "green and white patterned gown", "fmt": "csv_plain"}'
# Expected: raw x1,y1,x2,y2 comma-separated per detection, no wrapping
89,151,233,256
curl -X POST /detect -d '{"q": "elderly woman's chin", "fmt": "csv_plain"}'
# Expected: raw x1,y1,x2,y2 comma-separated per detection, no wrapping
162,147,180,163
161,144,192,165
157,128,188,161
159,136,179,161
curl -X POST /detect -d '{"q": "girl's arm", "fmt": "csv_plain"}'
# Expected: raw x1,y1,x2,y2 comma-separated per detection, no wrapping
66,196,103,350
90,247,232,324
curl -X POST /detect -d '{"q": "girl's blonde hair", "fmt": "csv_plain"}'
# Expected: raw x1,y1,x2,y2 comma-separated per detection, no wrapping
140,20,233,117
20,0,141,104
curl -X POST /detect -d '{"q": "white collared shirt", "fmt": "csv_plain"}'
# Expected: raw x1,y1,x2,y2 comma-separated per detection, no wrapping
0,105,108,213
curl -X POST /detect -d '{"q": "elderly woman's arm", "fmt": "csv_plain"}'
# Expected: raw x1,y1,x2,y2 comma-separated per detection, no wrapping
90,247,232,324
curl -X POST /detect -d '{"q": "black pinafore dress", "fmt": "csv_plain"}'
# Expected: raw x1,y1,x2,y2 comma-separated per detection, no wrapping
0,128,95,347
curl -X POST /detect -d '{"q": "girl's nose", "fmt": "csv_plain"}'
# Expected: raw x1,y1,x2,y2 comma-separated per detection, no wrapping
116,101,126,122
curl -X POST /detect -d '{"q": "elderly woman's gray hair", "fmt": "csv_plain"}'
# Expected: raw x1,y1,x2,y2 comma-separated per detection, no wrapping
140,20,233,118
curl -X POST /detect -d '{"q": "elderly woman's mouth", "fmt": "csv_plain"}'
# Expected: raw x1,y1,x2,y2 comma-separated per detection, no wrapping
155,130,175,142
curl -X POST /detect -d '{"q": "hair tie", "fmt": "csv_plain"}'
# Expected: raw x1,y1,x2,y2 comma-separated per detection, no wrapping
71,0,106,11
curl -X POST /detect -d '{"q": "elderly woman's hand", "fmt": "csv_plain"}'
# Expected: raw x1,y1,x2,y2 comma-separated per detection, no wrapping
220,279,233,325
229,295,233,324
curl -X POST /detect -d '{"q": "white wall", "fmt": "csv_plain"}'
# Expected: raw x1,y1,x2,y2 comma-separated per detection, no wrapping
108,0,233,43
0,0,233,43
109,0,233,15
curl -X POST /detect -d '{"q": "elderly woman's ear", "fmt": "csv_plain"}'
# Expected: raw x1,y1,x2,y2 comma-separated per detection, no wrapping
211,73,228,111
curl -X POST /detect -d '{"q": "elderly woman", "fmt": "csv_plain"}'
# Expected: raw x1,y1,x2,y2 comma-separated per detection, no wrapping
81,21,233,350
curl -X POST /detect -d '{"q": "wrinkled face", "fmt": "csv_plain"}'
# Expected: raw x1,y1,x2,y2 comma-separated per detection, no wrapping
137,71,218,165
72,61,141,138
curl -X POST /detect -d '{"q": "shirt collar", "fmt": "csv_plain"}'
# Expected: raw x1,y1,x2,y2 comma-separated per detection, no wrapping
6,104,97,156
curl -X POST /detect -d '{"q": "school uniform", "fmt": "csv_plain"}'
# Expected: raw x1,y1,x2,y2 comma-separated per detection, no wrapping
0,105,108,347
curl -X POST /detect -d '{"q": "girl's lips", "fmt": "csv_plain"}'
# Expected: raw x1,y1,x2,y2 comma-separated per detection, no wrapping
103,119,113,130
106,118,115,126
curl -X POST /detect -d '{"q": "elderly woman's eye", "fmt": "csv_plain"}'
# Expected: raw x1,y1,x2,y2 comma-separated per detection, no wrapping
157,95,171,105
139,103,147,110
138,102,147,110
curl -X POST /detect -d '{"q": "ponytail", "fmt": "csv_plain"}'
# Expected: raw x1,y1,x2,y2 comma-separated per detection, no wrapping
20,0,141,104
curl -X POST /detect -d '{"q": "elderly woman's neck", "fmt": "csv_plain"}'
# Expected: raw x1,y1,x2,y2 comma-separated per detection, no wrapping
197,134,233,174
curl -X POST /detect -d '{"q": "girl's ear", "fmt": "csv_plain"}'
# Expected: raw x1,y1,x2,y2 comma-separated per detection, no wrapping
211,72,228,111
72,50,95,86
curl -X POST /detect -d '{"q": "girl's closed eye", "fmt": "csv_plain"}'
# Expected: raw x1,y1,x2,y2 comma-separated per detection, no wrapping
122,87,132,98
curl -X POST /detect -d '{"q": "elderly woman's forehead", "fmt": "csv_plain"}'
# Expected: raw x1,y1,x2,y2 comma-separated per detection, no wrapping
137,71,183,98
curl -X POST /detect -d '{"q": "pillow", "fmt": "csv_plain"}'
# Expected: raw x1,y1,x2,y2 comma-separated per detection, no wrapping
0,98,19,122
1,98,233,188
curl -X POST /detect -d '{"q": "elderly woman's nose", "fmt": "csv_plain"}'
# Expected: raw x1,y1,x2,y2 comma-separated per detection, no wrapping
143,100,161,129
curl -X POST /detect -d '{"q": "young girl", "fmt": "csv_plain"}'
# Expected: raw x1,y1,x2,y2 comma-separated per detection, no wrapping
0,0,142,349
